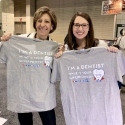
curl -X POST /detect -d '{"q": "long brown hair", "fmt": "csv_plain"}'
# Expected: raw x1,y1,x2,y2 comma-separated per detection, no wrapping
67,12,98,50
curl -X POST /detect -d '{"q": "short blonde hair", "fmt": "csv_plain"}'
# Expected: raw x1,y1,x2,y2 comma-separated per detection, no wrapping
33,6,57,33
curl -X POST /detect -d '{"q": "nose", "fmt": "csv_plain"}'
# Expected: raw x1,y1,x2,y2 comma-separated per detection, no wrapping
40,22,46,26
78,25,83,30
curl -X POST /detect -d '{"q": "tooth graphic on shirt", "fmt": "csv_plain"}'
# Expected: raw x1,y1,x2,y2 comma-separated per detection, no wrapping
44,56,52,67
93,69,104,81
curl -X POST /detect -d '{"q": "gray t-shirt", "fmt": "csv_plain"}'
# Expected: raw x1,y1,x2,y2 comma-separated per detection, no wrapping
0,36,59,113
51,47,125,125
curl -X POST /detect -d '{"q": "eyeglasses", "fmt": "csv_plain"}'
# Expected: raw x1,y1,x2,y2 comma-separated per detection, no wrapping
73,23,89,29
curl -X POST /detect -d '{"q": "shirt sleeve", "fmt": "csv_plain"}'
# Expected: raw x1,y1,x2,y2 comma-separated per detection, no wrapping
115,51,125,84
51,58,61,83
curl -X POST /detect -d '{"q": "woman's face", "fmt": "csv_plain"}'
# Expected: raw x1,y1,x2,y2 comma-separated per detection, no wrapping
35,13,53,40
72,16,89,40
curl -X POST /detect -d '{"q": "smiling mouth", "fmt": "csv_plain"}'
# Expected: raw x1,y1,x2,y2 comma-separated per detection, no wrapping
39,27,48,31
77,33,83,35
76,31,85,34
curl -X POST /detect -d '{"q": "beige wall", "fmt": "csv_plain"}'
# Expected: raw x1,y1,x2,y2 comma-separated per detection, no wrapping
116,13,125,24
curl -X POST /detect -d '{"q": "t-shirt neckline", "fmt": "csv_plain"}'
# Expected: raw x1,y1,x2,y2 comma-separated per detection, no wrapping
73,48,92,57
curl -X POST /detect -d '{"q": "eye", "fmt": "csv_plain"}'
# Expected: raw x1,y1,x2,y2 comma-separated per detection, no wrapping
82,24,86,26
83,24,89,27
74,23,80,27
45,20,50,23
82,24,87,27
74,23,89,29
37,19,42,23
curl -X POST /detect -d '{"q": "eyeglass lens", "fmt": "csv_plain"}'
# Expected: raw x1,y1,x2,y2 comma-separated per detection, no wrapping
74,23,89,29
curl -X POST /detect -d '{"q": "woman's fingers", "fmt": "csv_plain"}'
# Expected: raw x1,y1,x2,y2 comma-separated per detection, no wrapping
107,46,118,53
1,33,11,41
